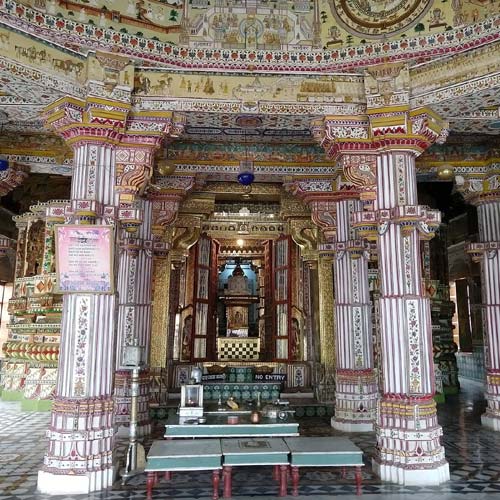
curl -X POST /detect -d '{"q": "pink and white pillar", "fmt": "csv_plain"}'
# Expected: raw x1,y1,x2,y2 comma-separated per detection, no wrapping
463,173,500,430
37,124,121,494
292,178,377,429
332,197,377,432
354,151,449,485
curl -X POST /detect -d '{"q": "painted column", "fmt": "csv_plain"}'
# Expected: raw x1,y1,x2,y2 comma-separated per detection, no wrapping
361,150,449,485
114,198,156,435
292,176,377,429
38,95,126,493
458,168,500,430
318,63,450,484
113,127,189,433
331,197,377,431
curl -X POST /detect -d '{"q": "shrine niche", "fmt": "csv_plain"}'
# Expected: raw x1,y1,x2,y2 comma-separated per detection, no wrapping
218,258,260,360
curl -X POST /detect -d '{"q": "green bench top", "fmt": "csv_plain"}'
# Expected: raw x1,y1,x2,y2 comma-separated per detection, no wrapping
284,437,364,467
146,439,222,471
165,414,299,438
221,438,289,466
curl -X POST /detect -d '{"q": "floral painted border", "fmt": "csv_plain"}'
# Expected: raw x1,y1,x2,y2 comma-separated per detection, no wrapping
0,0,499,74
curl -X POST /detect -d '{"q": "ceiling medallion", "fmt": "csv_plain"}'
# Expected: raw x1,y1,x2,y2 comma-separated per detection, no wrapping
329,0,434,39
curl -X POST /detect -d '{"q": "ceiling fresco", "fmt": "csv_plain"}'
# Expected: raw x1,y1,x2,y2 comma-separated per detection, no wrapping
12,0,498,48
0,0,498,187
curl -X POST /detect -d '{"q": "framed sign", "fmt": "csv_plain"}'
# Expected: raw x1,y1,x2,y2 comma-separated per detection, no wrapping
55,225,114,293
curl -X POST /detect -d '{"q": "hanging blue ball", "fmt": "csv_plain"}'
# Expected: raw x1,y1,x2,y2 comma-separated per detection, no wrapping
0,159,9,172
237,172,254,186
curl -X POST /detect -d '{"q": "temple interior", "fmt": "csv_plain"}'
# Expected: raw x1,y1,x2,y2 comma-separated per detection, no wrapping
0,0,499,498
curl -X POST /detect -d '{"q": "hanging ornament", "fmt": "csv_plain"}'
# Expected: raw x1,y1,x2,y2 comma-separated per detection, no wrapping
0,157,9,171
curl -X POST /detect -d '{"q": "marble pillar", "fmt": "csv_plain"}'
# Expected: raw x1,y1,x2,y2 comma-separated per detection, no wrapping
466,193,500,430
356,151,449,485
331,198,377,432
38,137,120,494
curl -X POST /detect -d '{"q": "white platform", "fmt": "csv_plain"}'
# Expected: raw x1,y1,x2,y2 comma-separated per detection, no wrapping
331,416,374,432
38,468,114,495
481,413,500,431
372,459,450,485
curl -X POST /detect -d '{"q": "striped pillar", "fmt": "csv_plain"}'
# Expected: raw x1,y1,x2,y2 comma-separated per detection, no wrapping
332,198,377,432
38,142,120,494
114,199,154,435
370,151,449,485
471,201,500,430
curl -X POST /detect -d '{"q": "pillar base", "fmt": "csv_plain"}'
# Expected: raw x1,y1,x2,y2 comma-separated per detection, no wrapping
372,459,449,485
481,413,500,431
331,417,374,432
38,468,115,495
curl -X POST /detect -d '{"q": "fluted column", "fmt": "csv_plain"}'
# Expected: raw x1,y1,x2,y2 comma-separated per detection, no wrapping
291,177,377,419
114,199,155,434
458,168,500,429
315,63,450,484
113,132,189,433
358,150,449,485
37,112,122,493
331,198,377,431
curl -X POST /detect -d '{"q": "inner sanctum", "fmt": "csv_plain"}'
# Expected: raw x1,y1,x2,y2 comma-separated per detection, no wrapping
154,198,318,380
0,0,499,497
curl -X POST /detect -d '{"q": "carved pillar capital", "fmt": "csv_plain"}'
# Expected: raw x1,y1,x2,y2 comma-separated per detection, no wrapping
455,164,500,206
43,96,131,146
290,177,361,242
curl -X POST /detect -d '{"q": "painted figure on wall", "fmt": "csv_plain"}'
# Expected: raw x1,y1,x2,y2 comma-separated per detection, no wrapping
291,318,300,360
181,315,193,360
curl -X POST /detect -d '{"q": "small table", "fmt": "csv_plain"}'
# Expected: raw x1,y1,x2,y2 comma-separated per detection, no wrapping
145,439,222,499
284,436,364,496
164,413,299,439
221,438,290,498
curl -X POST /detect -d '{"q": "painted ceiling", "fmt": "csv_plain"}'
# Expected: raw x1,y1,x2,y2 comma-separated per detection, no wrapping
0,0,499,186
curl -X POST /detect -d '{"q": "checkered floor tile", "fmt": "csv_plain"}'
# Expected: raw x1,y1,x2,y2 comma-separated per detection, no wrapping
1,379,499,499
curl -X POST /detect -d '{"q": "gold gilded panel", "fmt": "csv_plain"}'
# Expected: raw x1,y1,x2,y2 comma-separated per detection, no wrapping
150,256,170,368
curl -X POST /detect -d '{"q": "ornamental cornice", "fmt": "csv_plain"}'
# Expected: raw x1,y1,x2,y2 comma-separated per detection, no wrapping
179,194,214,215
133,97,366,117
280,192,311,219
2,1,499,75
201,220,285,240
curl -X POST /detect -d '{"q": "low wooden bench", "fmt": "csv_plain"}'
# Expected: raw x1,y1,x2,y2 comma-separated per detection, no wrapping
221,437,290,498
145,439,222,499
284,436,364,496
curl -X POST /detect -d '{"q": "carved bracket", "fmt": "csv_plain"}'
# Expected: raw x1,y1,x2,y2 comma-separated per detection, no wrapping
0,162,29,197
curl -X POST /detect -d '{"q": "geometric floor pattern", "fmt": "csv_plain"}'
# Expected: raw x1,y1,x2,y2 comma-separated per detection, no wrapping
1,379,500,500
